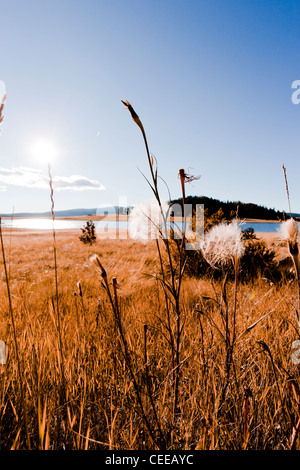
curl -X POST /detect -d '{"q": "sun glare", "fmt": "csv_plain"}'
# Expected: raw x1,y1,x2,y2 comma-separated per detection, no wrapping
31,140,58,165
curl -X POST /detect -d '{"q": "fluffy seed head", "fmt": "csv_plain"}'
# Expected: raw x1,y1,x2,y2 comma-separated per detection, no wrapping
278,218,299,259
278,218,299,244
200,220,245,267
128,199,170,242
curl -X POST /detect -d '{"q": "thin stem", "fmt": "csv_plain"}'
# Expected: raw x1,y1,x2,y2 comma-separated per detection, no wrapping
48,165,66,407
122,100,187,426
0,217,31,449
143,324,166,447
232,255,239,346
282,163,292,218
155,239,176,370
109,276,158,447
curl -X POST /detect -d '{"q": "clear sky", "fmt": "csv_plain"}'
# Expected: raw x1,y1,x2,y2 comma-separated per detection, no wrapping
1,0,300,214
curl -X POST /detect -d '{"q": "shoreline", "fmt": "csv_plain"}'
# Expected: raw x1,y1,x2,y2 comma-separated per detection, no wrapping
0,225,286,258
2,215,282,223
2,213,129,222
0,215,284,247
0,215,283,237
243,218,280,224
1,225,281,241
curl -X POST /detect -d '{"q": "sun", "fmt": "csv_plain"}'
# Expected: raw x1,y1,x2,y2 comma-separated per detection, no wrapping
31,139,58,165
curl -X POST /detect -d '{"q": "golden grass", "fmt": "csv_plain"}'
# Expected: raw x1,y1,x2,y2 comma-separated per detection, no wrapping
0,229,299,449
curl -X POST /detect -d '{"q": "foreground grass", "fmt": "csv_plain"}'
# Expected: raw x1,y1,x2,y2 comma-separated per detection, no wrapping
0,229,299,450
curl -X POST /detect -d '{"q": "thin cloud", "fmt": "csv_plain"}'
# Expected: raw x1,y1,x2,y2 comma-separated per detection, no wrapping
0,166,105,191
52,175,105,191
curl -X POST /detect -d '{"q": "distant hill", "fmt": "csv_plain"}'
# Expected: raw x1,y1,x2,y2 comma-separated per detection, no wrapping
169,196,286,220
1,206,120,218
2,200,299,221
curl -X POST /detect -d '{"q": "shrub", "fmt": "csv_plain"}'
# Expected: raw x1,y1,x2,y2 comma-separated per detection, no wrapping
79,220,97,245
181,216,283,283
239,229,278,282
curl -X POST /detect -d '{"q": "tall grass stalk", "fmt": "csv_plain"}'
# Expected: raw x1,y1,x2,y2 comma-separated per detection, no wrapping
281,164,300,331
48,165,67,445
122,100,189,419
0,92,31,448
91,255,161,447
0,217,31,448
282,163,292,218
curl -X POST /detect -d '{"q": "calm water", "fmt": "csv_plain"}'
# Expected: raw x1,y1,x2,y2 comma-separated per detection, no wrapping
1,218,129,230
1,218,281,233
242,222,281,233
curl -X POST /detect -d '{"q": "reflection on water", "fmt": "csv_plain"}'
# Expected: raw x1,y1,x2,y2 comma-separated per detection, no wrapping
1,218,283,233
1,218,129,230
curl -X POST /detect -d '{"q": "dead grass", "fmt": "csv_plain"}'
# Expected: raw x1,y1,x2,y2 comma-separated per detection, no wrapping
0,229,299,449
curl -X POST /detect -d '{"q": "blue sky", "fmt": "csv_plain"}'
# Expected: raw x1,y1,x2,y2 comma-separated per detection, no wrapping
0,0,300,214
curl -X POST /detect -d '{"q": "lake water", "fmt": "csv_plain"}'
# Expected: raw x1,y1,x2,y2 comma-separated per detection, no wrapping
242,222,281,233
1,218,282,233
1,218,129,230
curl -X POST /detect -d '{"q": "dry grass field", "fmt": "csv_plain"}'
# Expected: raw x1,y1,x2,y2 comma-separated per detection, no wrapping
0,227,300,450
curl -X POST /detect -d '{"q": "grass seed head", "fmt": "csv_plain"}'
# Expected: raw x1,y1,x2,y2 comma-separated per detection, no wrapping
121,99,144,132
90,254,107,279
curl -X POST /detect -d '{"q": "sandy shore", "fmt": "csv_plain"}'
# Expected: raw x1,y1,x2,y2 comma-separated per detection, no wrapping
1,225,281,242
243,218,280,223
1,215,282,223
0,227,129,240
57,214,129,221
58,216,281,224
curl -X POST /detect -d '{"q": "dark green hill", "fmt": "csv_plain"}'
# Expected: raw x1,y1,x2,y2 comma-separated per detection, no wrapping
170,196,283,220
